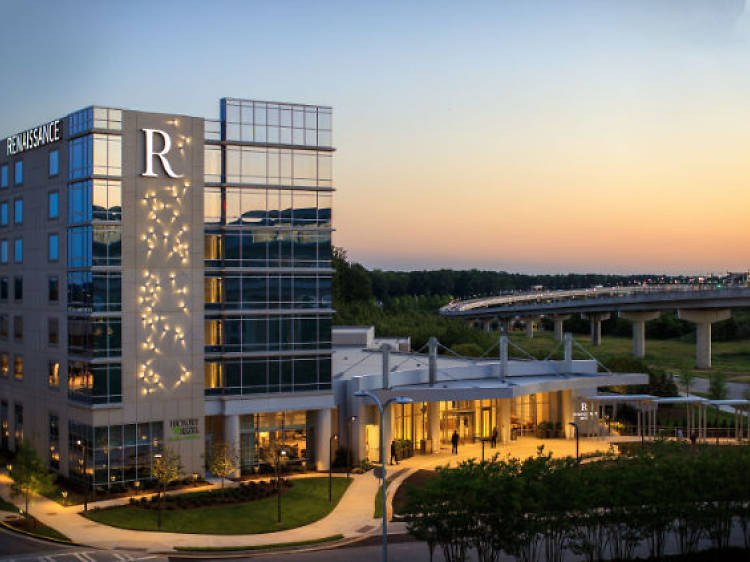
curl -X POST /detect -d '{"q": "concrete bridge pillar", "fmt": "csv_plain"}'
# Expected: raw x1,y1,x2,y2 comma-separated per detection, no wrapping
582,312,610,346
677,309,731,369
552,314,571,342
619,310,660,358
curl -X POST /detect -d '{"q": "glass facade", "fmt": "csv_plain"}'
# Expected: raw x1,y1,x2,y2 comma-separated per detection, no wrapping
66,107,122,404
68,420,161,486
203,99,334,396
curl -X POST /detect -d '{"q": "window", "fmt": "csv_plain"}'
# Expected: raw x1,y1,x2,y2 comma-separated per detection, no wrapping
14,403,22,447
0,353,7,377
0,241,7,264
0,315,7,338
68,317,121,358
49,414,60,469
67,271,121,312
93,107,122,130
67,361,121,404
48,362,60,387
48,192,59,219
13,316,22,342
48,318,59,346
92,179,121,220
0,202,7,226
14,161,22,186
0,278,6,300
68,180,92,224
0,165,7,188
13,277,22,300
92,134,122,176
49,149,59,177
48,234,59,261
13,199,22,224
48,276,59,302
13,238,22,263
204,145,222,183
13,355,23,380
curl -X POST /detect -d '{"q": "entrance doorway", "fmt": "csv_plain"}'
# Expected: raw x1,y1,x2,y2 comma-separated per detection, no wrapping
443,412,474,444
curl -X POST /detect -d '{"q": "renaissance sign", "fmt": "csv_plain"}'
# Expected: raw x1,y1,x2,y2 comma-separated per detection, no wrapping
6,119,62,156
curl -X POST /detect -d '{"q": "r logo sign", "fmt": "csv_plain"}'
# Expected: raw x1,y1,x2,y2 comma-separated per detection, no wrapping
141,129,183,178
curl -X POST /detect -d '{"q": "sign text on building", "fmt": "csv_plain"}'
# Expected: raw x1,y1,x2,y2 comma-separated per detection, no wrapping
6,119,62,156
168,418,200,441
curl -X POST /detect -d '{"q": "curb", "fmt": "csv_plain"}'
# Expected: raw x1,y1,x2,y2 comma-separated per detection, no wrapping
167,534,366,558
0,519,76,546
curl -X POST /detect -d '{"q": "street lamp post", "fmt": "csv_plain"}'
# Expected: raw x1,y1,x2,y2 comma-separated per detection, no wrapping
329,433,338,503
347,416,357,479
76,439,88,512
276,447,288,523
568,422,579,463
355,390,413,562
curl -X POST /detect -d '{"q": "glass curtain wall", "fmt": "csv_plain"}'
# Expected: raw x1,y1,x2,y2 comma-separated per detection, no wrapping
66,107,123,404
203,99,333,396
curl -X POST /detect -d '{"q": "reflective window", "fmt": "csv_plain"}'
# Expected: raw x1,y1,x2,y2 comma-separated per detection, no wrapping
49,149,59,177
48,191,59,219
13,238,22,263
92,134,122,176
0,241,7,264
48,233,59,261
92,225,121,266
13,277,21,300
14,161,22,185
0,278,7,300
48,317,59,345
13,199,22,224
0,314,6,338
0,203,7,226
49,361,60,387
224,146,331,187
92,179,121,220
13,355,22,380
68,227,91,267
204,145,222,183
0,165,7,188
69,136,92,179
13,316,22,341
221,99,332,148
204,188,222,223
48,276,59,302
69,180,92,224
68,107,93,136
68,317,121,358
49,414,59,469
67,362,122,404
93,107,122,130
0,353,7,376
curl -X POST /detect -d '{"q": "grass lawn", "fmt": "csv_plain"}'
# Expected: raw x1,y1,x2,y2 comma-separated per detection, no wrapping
2,517,71,542
0,496,18,512
505,332,750,378
85,477,351,534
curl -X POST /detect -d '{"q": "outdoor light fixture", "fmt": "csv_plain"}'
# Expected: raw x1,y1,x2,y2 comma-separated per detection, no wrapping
329,433,339,503
354,391,414,562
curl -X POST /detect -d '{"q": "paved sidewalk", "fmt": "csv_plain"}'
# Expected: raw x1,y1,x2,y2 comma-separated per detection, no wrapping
0,436,612,553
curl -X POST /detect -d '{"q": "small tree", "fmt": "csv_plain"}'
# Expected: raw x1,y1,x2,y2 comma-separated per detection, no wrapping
708,372,728,401
680,369,695,398
209,441,239,489
10,441,55,524
152,448,182,529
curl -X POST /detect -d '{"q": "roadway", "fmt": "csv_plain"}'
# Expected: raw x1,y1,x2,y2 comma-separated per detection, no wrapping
0,525,167,562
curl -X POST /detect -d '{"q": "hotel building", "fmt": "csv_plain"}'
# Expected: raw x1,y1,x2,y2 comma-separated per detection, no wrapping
0,98,335,486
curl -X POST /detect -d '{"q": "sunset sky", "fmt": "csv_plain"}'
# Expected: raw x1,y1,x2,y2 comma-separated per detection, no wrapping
1,0,749,274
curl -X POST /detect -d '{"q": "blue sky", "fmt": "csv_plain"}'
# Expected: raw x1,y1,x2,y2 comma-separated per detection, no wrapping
2,1,749,273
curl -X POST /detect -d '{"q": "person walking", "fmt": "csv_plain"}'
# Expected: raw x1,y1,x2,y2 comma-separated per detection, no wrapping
491,427,498,448
451,430,459,454
390,440,398,465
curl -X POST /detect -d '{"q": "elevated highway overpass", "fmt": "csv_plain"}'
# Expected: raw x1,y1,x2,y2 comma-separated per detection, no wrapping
440,285,750,368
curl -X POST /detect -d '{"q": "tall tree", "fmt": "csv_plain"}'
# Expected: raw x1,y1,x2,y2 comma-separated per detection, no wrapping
208,441,239,489
9,441,55,523
152,448,183,529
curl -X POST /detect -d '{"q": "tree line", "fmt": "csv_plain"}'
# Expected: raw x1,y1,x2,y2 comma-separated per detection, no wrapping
403,442,750,562
333,248,750,344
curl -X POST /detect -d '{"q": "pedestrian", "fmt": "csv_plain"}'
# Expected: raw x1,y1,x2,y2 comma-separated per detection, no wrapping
390,440,398,465
451,430,459,454
677,428,683,440
491,427,498,448
690,432,697,445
